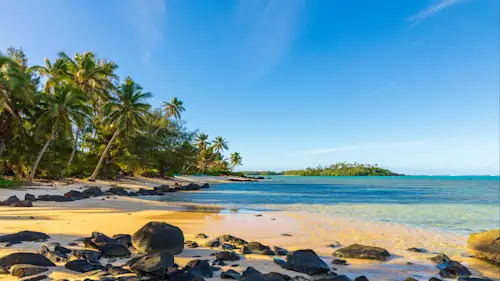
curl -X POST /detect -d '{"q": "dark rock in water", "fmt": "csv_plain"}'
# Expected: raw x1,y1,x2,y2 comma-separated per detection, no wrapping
0,253,55,269
64,190,88,200
429,254,451,264
222,243,236,250
281,234,292,237
467,229,500,266
82,186,103,197
332,244,390,261
273,246,289,256
132,222,184,255
406,247,425,253
215,251,240,261
274,249,329,276
184,259,213,278
109,187,129,196
220,269,241,279
204,239,221,248
40,245,69,263
217,235,247,246
240,246,252,255
353,276,369,281
168,272,205,281
5,195,20,204
72,250,102,265
331,259,347,265
112,234,132,247
25,194,37,201
23,274,48,281
99,243,131,257
428,278,442,281
0,231,50,244
10,264,49,277
403,278,418,281
10,200,33,207
65,259,100,273
212,259,226,266
196,233,208,239
176,183,202,191
129,251,174,277
107,266,132,275
201,183,209,189
138,188,156,196
437,260,472,278
247,242,274,255
185,241,199,248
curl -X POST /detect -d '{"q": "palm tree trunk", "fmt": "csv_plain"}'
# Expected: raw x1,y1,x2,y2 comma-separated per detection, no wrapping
88,128,120,181
65,128,80,172
27,128,56,182
0,137,5,159
3,102,26,137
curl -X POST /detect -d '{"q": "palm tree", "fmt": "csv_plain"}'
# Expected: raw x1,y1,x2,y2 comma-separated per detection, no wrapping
212,136,228,154
88,77,151,181
28,57,68,93
27,85,90,182
230,152,242,171
154,97,185,134
195,133,210,151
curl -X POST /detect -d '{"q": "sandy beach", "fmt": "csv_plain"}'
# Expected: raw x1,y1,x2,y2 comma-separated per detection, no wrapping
0,177,498,281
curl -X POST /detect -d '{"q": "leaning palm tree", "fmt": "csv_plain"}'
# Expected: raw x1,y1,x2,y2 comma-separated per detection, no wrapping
27,85,90,182
88,77,151,181
230,152,243,171
154,97,185,134
212,136,228,154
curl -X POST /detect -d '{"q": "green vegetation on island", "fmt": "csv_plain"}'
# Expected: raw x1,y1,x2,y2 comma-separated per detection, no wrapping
0,47,243,181
283,162,402,176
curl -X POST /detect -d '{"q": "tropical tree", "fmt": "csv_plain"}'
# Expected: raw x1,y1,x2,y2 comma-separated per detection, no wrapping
212,136,228,154
154,97,185,134
88,77,151,181
195,133,210,151
27,85,90,181
28,57,67,93
230,152,242,171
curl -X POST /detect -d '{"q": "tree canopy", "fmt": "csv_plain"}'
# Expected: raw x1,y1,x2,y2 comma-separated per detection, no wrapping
283,162,402,176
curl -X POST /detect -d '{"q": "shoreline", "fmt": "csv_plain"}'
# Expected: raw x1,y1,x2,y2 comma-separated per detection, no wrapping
0,177,498,281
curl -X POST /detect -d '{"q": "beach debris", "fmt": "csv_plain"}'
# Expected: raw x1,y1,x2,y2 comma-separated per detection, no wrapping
273,246,289,256
196,233,208,239
429,253,451,264
9,264,49,277
353,276,369,281
184,259,214,278
467,229,500,266
217,235,247,246
132,221,184,255
331,259,347,265
185,240,199,248
247,242,275,255
204,239,221,248
128,250,174,277
274,249,330,276
332,244,390,261
220,269,241,279
24,194,36,201
0,253,55,269
65,259,102,273
113,234,132,247
436,260,472,278
240,245,252,254
215,251,240,261
0,231,49,245
406,247,426,253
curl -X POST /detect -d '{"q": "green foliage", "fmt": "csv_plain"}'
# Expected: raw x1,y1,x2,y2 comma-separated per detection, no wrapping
241,171,283,176
0,177,23,188
283,162,402,176
0,47,243,180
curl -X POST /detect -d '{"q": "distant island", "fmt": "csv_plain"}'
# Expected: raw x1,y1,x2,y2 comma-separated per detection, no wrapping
242,162,403,176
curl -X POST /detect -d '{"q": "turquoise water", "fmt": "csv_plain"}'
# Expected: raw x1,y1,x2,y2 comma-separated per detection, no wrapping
157,176,500,235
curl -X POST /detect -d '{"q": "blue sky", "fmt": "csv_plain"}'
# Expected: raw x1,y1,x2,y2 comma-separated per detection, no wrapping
1,0,499,174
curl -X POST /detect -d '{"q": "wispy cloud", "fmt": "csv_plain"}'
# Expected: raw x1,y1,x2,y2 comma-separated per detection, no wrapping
235,0,305,78
124,0,166,63
306,139,457,155
407,0,463,27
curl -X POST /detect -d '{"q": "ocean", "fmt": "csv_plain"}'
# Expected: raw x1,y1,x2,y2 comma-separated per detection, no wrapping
156,176,500,235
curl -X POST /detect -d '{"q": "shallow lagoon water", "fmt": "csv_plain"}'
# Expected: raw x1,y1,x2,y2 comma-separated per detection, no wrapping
157,176,500,235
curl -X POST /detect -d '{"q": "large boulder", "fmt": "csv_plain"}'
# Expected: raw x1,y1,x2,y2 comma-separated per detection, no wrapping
215,251,240,261
132,222,184,254
467,229,500,266
9,264,49,277
437,260,472,278
128,251,175,277
247,242,274,255
332,244,390,261
274,250,329,276
83,232,130,257
0,231,50,244
113,234,132,247
5,195,20,204
0,253,55,269
64,190,88,201
184,259,214,278
25,194,36,201
176,183,202,191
